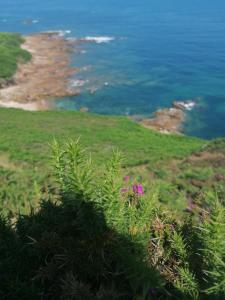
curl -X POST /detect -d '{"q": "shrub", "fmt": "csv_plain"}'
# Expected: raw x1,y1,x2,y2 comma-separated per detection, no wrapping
0,32,31,80
0,141,224,299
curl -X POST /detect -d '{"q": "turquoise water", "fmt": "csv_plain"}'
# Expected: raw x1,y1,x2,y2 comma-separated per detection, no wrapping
1,0,225,139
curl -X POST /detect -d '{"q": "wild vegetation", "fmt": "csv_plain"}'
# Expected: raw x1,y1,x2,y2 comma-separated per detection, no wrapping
0,33,31,81
0,108,225,218
0,140,224,299
0,108,205,215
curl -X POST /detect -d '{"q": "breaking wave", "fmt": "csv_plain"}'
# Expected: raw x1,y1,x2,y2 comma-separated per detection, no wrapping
82,36,115,44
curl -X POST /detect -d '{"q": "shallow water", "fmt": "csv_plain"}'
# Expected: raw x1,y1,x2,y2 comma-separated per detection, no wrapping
1,0,225,139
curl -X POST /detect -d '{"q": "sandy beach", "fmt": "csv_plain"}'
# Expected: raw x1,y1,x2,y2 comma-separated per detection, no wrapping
0,32,79,110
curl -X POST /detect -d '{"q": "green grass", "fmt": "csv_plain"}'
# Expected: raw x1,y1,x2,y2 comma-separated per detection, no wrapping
0,108,205,167
0,108,206,214
0,32,31,80
2,108,225,218
4,107,225,218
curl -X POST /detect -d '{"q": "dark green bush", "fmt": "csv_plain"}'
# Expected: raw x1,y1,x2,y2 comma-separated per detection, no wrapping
0,32,31,80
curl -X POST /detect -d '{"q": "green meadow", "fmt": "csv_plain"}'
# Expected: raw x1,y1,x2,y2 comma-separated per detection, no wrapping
0,108,205,166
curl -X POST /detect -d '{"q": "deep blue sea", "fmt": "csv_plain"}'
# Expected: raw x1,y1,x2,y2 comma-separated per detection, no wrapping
1,0,225,139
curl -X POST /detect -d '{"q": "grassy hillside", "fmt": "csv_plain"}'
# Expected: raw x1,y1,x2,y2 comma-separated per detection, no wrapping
0,32,31,81
0,108,205,166
0,108,206,214
0,108,224,299
1,107,224,218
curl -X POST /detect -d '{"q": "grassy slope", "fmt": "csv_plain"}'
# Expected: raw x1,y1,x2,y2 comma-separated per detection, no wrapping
0,32,31,80
0,108,205,167
0,108,206,214
0,109,224,221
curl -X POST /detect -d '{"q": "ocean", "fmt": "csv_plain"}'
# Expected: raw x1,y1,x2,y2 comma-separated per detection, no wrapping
1,0,225,139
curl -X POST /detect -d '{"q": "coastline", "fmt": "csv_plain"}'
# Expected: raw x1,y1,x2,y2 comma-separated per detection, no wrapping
0,31,195,135
0,32,79,110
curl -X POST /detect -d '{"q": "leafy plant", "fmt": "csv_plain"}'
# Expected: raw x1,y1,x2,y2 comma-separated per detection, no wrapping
0,32,31,80
0,141,224,300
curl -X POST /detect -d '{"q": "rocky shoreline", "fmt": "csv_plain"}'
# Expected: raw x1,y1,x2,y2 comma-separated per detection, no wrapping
0,32,79,110
131,100,196,134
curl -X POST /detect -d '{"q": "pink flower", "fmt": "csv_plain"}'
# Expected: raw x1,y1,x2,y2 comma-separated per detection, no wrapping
120,188,129,194
132,184,144,196
123,176,130,183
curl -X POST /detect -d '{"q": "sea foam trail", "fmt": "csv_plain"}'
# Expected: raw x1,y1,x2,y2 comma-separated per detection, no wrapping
82,36,115,44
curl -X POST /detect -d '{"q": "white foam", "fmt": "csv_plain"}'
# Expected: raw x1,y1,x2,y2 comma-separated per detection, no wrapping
82,36,115,44
70,79,89,87
180,101,196,111
44,30,71,37
22,19,40,25
67,37,77,41
58,30,71,37
88,87,98,94
80,65,91,72
185,102,196,111
174,101,196,111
